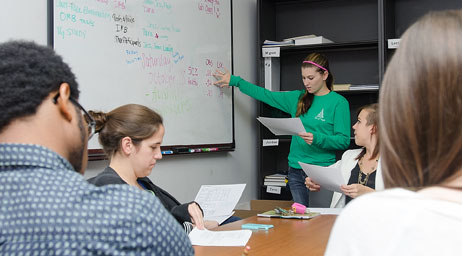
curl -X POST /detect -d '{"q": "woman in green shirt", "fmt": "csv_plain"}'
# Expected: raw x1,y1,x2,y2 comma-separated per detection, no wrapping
213,53,350,207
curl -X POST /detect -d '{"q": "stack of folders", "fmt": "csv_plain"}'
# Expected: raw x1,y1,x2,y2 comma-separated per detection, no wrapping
264,173,288,187
287,35,333,46
262,35,333,48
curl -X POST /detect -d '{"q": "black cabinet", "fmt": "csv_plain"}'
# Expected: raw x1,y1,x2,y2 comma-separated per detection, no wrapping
257,0,462,200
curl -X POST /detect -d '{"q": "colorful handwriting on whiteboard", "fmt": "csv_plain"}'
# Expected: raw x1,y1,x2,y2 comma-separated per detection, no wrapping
197,0,221,18
143,1,173,15
125,50,141,64
172,51,184,64
56,26,86,39
148,71,176,85
141,53,171,69
204,58,225,98
113,0,126,9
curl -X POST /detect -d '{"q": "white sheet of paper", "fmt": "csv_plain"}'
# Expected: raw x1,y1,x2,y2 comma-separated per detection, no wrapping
257,117,305,135
299,162,346,193
205,212,234,225
194,184,246,218
307,207,342,215
189,228,252,246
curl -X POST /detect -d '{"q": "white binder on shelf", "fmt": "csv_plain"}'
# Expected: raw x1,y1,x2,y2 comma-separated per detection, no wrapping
264,57,280,91
262,47,281,91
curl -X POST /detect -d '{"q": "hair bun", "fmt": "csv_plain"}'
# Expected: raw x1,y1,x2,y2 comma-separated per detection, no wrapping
88,110,107,133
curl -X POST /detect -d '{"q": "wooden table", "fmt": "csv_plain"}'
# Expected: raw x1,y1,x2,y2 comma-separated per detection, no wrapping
194,214,337,256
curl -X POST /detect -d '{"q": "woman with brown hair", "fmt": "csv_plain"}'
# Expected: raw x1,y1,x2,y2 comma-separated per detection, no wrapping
325,10,462,255
214,53,350,207
87,104,218,233
305,103,383,208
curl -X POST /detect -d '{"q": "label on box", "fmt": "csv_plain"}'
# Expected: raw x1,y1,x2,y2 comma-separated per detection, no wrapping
266,186,281,194
387,38,400,49
262,47,280,57
263,139,279,147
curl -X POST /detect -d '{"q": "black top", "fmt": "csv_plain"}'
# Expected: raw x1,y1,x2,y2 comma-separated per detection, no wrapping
345,163,376,205
87,167,199,224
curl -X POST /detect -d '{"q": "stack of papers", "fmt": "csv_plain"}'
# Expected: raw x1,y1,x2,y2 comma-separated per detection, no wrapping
262,35,334,48
285,34,333,46
263,39,294,47
264,173,287,187
194,184,246,224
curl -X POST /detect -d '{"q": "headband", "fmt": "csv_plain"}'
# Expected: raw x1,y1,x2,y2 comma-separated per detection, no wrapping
303,61,327,72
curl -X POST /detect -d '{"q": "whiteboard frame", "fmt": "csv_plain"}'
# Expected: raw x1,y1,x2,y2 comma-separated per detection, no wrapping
47,0,235,160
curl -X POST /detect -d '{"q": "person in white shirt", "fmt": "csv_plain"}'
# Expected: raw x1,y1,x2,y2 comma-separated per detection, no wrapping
325,10,462,256
305,103,384,208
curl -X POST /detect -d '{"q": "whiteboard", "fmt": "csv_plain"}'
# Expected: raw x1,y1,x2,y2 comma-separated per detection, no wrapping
51,0,234,152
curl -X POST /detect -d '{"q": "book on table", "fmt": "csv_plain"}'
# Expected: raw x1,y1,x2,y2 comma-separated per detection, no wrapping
257,209,320,219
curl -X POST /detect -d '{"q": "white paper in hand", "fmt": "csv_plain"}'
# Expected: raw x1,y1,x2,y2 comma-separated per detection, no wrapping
257,117,305,135
299,162,346,193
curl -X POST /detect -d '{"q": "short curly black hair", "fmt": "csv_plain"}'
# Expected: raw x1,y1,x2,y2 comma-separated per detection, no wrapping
0,41,79,132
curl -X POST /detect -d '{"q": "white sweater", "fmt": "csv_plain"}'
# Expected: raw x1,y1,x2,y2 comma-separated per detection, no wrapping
329,149,384,208
325,188,462,256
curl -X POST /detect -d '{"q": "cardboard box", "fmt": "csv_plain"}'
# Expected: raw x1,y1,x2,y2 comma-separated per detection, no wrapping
233,200,294,219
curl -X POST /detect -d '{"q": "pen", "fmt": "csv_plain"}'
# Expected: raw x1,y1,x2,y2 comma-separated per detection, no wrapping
241,245,251,256
161,150,173,155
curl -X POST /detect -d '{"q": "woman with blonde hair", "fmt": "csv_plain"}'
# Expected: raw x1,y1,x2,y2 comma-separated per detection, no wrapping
305,103,383,208
325,10,462,255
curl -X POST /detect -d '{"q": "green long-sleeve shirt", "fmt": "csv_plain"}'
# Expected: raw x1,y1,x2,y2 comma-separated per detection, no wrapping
230,75,350,168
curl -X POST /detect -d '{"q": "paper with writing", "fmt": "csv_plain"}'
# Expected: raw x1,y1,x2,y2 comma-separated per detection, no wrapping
194,184,246,222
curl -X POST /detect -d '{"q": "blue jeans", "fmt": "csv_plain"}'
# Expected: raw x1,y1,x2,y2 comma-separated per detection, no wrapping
287,167,309,207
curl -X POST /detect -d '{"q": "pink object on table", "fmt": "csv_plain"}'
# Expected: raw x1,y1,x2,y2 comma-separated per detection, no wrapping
291,203,307,214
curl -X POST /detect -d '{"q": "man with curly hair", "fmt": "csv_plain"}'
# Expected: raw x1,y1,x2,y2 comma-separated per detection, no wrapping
0,41,194,255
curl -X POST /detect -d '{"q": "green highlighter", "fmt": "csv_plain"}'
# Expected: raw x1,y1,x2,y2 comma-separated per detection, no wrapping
241,223,274,230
